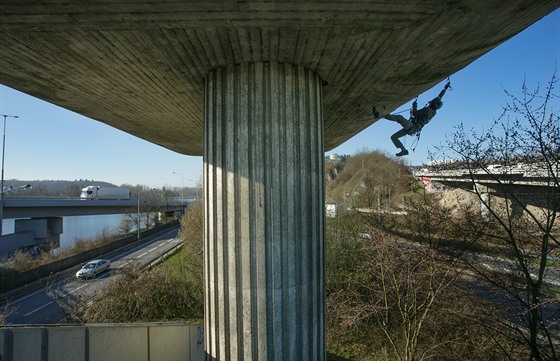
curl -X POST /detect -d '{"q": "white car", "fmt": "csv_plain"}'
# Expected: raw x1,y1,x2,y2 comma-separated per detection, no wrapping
76,259,111,279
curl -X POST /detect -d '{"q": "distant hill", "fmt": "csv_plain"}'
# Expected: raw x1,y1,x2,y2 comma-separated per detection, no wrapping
325,151,418,209
3,179,118,198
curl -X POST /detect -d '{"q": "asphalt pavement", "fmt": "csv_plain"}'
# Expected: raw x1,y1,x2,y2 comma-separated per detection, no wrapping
0,227,182,325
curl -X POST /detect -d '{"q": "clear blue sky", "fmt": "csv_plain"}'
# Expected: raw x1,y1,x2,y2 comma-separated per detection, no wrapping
0,9,558,189
329,9,560,163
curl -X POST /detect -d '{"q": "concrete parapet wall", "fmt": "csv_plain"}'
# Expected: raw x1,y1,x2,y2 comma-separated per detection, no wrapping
0,323,205,361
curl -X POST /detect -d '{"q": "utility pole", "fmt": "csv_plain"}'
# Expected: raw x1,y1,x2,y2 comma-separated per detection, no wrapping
1,114,19,200
0,114,19,236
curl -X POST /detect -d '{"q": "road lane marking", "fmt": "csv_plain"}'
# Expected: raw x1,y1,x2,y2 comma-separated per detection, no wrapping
5,288,47,305
107,226,178,261
67,283,89,295
137,244,167,259
24,301,54,317
118,260,133,269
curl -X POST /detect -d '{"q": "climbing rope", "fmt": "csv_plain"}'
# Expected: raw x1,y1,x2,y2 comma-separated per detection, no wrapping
411,131,422,152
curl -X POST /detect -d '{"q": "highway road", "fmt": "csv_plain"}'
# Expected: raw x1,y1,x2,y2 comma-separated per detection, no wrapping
0,226,182,325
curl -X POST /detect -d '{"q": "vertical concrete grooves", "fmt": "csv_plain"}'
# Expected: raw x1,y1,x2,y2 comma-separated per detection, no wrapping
204,62,325,360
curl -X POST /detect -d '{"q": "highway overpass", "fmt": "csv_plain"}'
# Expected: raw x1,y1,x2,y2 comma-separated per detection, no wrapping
0,197,191,257
414,162,558,211
1,198,188,218
415,162,555,190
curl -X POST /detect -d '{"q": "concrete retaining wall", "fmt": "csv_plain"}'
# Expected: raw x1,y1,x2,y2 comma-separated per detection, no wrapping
0,323,205,361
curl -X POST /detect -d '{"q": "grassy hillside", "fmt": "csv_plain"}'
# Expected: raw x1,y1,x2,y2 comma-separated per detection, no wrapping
325,151,420,210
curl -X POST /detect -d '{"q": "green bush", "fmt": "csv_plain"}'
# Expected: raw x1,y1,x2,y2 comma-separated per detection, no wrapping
325,213,518,360
84,264,203,323
83,203,205,323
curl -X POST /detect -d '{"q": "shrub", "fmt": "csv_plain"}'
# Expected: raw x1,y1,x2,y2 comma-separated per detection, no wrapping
83,203,205,323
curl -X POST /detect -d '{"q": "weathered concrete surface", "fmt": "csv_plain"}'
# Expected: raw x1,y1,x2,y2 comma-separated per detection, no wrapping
204,62,325,360
0,323,205,361
1,1,558,155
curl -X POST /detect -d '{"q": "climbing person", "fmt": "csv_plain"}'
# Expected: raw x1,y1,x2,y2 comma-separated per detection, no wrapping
373,81,451,157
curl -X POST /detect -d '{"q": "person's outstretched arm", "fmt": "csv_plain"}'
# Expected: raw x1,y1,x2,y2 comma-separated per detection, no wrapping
437,82,451,99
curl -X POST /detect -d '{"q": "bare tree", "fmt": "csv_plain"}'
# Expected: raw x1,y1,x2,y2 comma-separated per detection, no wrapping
326,218,503,360
44,276,87,323
125,207,141,236
118,218,133,235
434,74,559,360
0,299,18,325
366,237,459,360
125,189,161,238
141,191,160,230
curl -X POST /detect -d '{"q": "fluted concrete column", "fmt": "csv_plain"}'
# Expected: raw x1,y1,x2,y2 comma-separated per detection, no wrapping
203,62,325,361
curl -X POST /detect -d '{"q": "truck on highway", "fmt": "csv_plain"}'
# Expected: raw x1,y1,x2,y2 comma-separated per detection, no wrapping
80,185,131,200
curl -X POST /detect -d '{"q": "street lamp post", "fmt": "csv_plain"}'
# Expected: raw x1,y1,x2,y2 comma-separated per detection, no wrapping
1,114,19,200
173,171,184,213
0,114,19,236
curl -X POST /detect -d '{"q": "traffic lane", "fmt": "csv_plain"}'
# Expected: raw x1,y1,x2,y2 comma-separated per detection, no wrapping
1,269,114,324
111,228,182,270
18,297,64,325
68,232,184,302
2,289,63,325
1,229,182,324
111,227,179,263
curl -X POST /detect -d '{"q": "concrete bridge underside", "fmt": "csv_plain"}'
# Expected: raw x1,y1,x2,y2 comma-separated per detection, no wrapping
1,2,559,360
